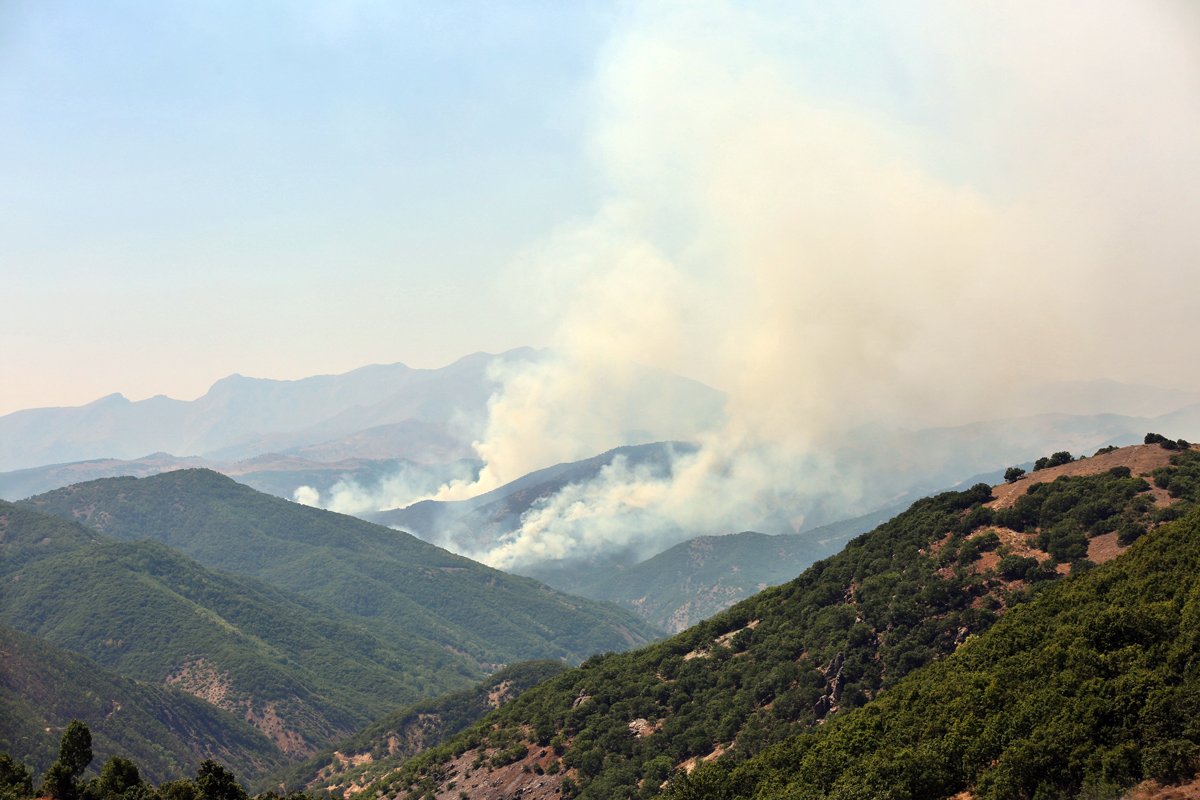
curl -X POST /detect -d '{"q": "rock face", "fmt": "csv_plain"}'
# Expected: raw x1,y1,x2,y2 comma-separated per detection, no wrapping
814,652,846,719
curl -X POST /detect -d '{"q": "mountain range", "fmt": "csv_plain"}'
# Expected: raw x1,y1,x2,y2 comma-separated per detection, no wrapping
18,470,658,670
0,350,727,473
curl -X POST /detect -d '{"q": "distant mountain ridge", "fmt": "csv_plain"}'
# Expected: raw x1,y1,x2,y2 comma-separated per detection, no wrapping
370,442,692,557
0,350,534,471
0,349,727,473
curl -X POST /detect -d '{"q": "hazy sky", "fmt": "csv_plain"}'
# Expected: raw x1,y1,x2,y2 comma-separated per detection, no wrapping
2,1,611,414
4,1,1199,418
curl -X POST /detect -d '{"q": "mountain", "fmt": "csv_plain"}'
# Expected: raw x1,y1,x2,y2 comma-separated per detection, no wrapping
368,442,1199,799
19,470,660,670
275,661,568,796
688,472,1200,798
0,451,476,510
0,453,208,502
572,532,835,635
1006,378,1200,419
560,504,908,633
370,442,692,558
0,500,480,760
0,351,520,471
0,349,727,472
0,624,283,783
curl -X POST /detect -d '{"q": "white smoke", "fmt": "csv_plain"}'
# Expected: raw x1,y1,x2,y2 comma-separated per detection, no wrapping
425,1,1200,571
292,485,321,507
291,460,481,515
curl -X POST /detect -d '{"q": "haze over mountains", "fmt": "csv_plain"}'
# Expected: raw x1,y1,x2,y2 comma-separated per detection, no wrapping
6,354,1200,637
0,348,724,473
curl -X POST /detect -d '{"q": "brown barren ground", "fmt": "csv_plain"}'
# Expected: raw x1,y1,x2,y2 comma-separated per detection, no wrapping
988,444,1189,510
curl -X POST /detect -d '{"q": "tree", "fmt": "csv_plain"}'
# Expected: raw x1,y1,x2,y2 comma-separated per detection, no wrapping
40,762,76,800
59,722,93,779
92,757,142,799
1005,467,1027,483
40,721,93,800
0,755,32,800
1048,451,1073,468
194,761,246,800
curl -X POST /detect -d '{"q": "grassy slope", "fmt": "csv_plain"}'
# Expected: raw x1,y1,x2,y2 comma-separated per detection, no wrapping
0,624,283,783
20,469,659,667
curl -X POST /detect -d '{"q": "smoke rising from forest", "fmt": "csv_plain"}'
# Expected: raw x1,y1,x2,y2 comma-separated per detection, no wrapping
333,2,1200,570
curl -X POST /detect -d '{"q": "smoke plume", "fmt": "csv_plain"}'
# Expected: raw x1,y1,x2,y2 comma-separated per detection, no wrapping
321,2,1200,572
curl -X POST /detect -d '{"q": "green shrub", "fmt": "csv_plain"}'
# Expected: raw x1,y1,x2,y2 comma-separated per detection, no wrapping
1142,740,1199,784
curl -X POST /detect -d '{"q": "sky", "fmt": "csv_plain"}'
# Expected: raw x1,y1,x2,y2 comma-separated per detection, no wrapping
1,1,611,414
3,1,1200,418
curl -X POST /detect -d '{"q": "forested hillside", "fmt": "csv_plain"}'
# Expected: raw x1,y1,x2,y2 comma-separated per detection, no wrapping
682,486,1200,799
20,469,659,669
0,625,282,783
0,500,473,758
379,444,1200,799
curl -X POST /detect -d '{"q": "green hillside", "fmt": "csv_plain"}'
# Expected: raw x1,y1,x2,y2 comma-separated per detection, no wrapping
21,469,659,667
0,624,282,783
275,661,567,795
539,504,903,634
692,494,1200,798
0,501,476,759
577,532,835,633
379,444,1199,799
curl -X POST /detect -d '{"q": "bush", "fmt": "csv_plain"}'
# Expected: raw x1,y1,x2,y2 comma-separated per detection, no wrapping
998,555,1040,581
1145,433,1188,451
1005,467,1027,483
1117,521,1147,546
1142,739,1199,784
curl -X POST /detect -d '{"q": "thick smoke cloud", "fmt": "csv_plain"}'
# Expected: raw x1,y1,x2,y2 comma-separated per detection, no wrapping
374,2,1200,571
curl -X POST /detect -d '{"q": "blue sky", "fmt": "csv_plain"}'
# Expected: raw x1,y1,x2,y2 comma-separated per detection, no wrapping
1,1,615,412
3,1,1199,418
